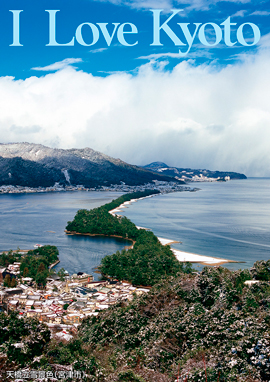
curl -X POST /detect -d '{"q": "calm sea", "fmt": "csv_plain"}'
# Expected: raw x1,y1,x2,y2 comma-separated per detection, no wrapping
0,191,129,279
0,178,269,276
118,178,270,271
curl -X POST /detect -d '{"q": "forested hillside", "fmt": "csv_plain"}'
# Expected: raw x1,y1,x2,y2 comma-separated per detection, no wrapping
2,263,270,381
0,143,181,188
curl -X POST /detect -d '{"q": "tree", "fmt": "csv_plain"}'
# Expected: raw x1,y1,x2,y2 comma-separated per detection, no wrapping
0,311,51,367
4,274,11,287
10,278,17,288
38,263,46,273
19,245,58,285
57,268,66,281
35,271,48,287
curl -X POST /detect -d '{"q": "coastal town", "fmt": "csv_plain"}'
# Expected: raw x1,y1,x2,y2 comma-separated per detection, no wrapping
0,188,187,344
0,180,198,195
0,252,150,341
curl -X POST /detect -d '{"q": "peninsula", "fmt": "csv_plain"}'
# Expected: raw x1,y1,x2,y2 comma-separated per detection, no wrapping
66,190,236,274
65,190,235,285
66,189,193,286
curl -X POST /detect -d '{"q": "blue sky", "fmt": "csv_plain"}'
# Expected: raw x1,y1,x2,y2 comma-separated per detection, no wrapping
0,0,269,78
0,0,270,175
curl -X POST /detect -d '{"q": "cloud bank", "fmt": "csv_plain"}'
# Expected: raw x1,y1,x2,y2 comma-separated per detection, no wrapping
0,48,270,176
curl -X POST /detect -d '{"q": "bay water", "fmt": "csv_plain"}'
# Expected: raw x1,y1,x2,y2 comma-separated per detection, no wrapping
0,178,269,277
0,191,129,279
118,178,270,271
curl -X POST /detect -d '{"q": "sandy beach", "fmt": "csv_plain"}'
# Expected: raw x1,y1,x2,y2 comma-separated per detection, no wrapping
171,249,236,266
110,196,236,266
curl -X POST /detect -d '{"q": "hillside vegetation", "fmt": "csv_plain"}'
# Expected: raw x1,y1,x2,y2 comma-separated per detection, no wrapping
1,245,59,287
0,143,181,188
66,262,270,381
2,262,269,381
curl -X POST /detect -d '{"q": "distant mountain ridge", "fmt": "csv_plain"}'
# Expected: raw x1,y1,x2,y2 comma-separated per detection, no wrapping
143,162,247,181
0,143,181,188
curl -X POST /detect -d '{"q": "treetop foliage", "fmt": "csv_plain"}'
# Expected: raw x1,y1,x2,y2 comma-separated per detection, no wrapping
19,245,59,286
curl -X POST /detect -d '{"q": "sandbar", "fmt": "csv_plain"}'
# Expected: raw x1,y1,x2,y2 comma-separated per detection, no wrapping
110,196,238,266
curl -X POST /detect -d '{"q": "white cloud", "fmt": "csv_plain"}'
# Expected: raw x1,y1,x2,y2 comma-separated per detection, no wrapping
92,0,252,11
32,58,82,72
230,10,247,18
1,48,270,176
250,10,270,16
259,33,270,48
138,48,214,60
90,47,108,53
175,0,252,12
138,52,181,59
93,0,173,10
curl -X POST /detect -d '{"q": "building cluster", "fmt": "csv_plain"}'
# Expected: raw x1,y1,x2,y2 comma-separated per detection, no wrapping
0,181,193,195
0,262,21,278
186,174,230,182
156,167,232,182
0,269,150,340
0,184,89,194
104,180,192,193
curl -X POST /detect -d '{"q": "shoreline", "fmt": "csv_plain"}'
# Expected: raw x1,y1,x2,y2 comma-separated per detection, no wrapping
172,249,239,266
0,182,195,196
1,249,61,274
49,259,60,270
110,195,240,266
65,230,135,248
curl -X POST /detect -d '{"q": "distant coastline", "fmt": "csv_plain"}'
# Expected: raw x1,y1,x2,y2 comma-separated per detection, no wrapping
0,182,194,195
